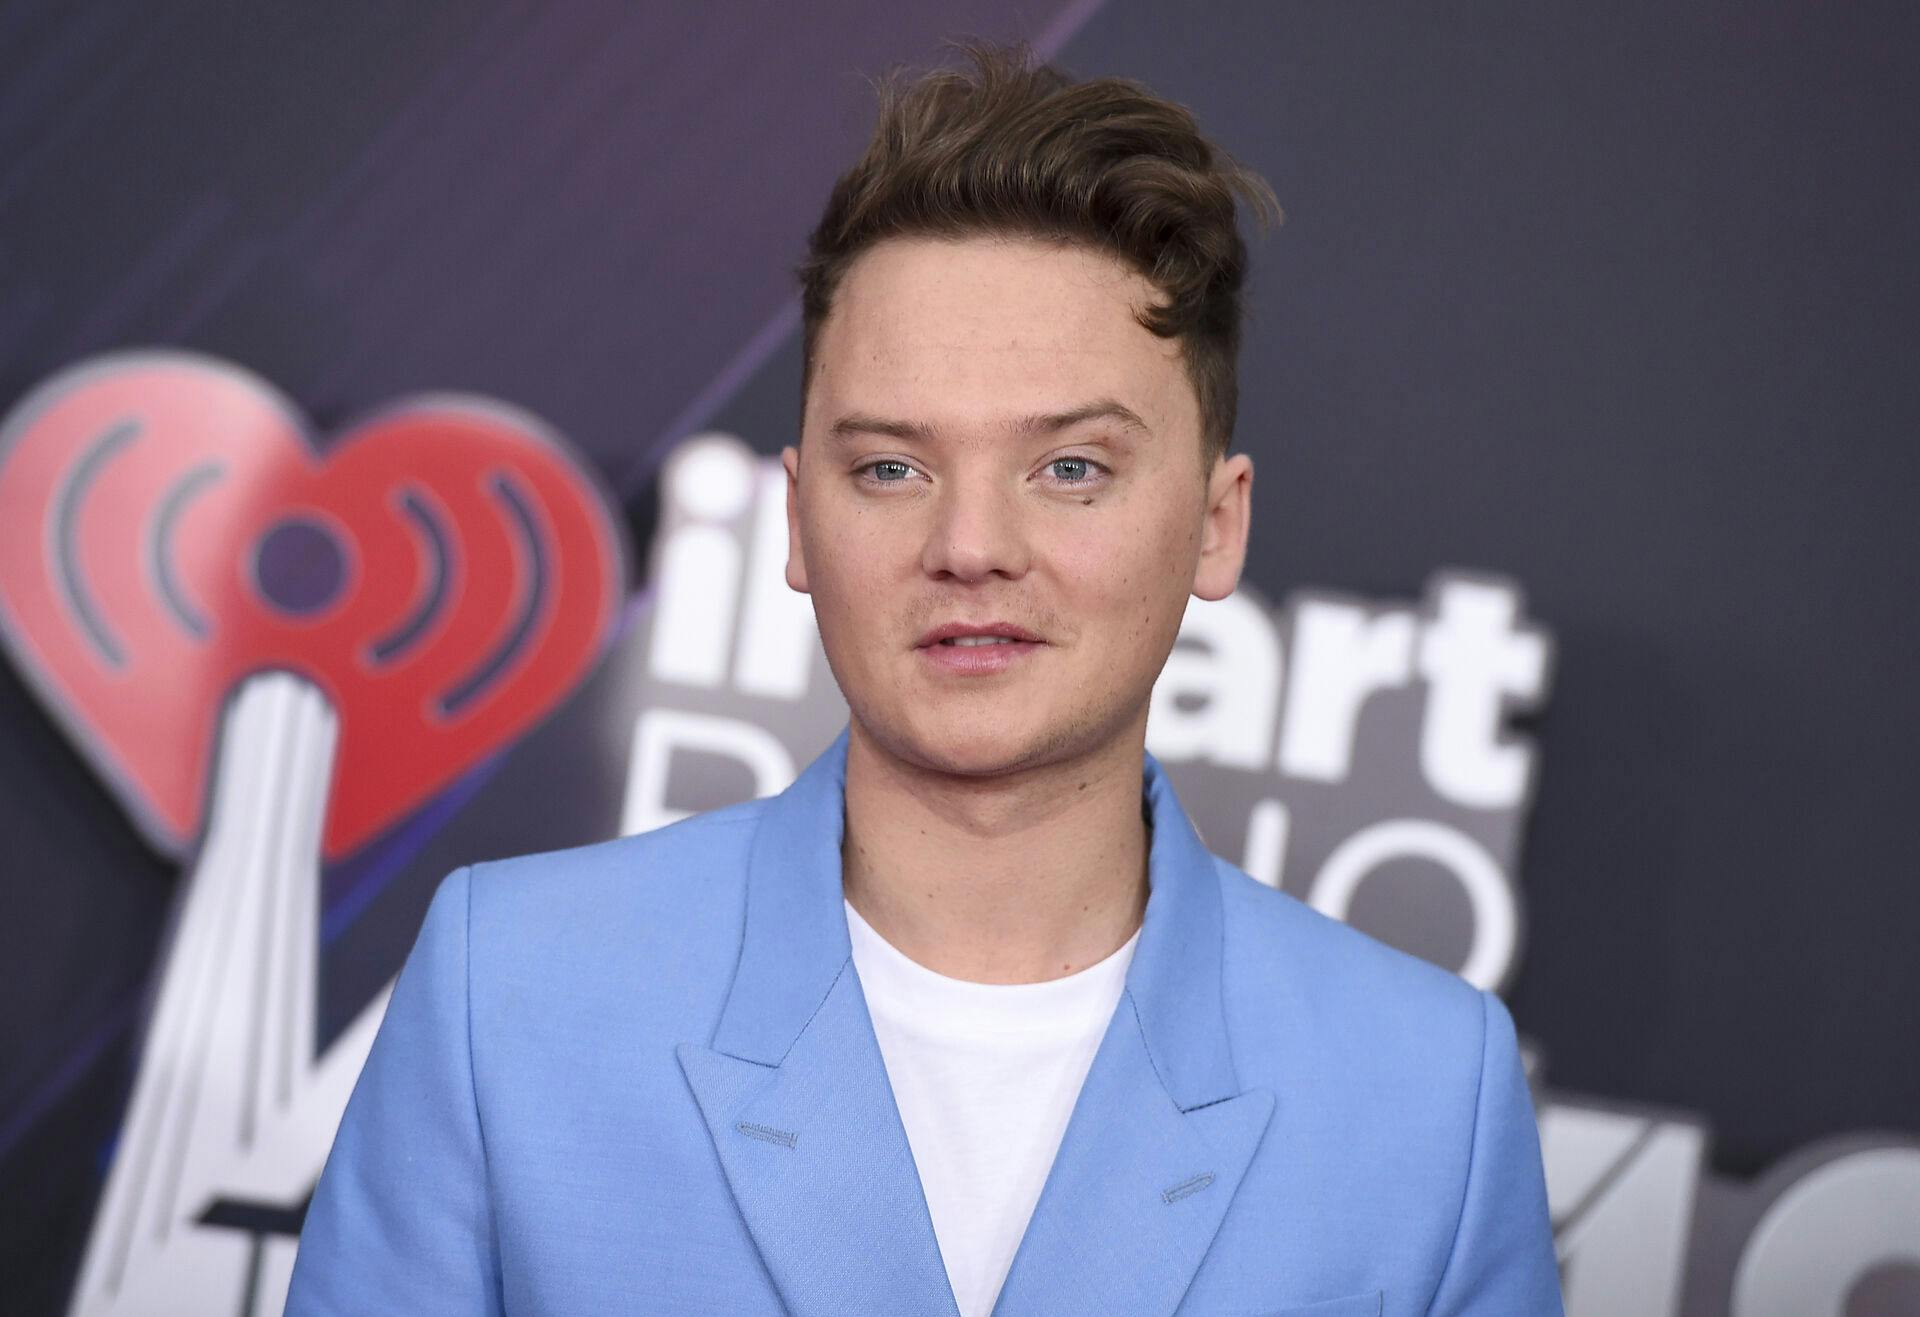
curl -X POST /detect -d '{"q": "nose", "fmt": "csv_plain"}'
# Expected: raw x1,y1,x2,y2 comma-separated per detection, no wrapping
919,471,1031,583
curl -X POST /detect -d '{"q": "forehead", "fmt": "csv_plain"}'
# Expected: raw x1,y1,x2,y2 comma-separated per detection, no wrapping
807,235,1196,438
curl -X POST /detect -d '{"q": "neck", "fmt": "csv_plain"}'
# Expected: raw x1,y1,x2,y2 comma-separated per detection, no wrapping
840,716,1151,984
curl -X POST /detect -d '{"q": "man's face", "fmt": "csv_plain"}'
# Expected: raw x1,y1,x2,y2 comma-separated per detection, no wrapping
786,234,1253,778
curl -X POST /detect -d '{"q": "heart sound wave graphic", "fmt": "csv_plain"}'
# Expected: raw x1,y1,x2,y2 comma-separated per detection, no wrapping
0,352,627,1317
0,350,626,861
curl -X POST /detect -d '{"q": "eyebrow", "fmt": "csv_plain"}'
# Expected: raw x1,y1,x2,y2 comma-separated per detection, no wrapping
826,397,1153,444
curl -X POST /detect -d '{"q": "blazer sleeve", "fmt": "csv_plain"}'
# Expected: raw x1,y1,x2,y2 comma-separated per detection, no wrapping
284,867,505,1316
1424,990,1564,1316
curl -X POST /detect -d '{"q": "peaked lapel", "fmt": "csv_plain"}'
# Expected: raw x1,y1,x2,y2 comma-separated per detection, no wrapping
990,756,1275,1316
677,731,958,1317
676,731,1273,1317
676,967,959,1316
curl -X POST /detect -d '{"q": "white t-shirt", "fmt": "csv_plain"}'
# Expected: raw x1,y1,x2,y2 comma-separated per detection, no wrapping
844,898,1141,1317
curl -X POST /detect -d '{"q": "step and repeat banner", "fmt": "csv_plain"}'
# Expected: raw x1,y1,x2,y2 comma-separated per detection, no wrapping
2,4,1914,1315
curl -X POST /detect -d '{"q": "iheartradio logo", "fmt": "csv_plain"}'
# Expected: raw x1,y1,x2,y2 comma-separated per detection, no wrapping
0,351,627,1317
0,350,627,862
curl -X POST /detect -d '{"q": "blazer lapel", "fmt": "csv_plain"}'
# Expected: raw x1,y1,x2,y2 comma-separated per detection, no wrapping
990,755,1275,1317
677,968,958,1316
677,733,1272,1317
986,996,1274,1316
677,731,958,1317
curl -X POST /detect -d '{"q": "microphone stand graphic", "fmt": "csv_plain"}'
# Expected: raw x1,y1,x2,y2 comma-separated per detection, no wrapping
0,353,625,1316
67,672,395,1317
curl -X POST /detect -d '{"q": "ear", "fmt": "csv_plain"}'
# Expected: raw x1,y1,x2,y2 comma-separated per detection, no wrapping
782,444,810,594
1191,452,1254,602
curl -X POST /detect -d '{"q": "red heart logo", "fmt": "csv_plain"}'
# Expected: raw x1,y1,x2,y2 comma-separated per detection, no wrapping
0,351,627,861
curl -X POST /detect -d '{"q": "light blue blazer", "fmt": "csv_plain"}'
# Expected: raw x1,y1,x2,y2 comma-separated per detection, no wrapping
288,731,1562,1316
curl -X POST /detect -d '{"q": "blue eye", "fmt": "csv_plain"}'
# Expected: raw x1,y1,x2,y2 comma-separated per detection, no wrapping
1049,457,1093,482
868,460,913,482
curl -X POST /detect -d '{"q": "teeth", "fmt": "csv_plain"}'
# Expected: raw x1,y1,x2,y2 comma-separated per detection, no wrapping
944,636,1017,647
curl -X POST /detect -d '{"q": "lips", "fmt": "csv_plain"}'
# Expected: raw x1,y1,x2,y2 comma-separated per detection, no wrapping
916,621,1044,647
914,621,1045,675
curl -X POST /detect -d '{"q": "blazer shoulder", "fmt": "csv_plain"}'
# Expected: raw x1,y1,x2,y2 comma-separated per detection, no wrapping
1213,857,1490,1072
460,796,770,956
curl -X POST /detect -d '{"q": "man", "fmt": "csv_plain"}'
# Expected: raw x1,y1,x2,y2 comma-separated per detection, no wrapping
287,44,1561,1317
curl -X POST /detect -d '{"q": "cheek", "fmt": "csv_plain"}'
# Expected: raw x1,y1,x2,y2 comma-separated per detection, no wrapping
802,500,912,616
1047,515,1194,637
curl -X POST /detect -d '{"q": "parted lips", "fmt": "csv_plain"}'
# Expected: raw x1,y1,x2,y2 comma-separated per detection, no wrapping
0,351,627,860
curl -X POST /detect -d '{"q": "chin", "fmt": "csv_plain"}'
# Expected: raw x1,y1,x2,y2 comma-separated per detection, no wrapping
861,700,1112,780
892,720,1037,777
